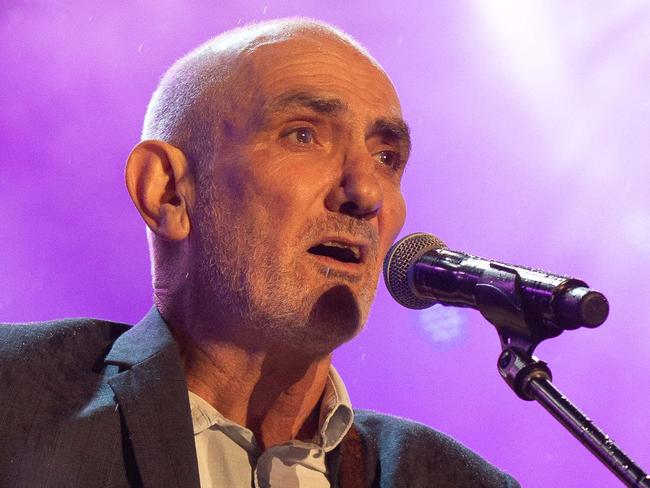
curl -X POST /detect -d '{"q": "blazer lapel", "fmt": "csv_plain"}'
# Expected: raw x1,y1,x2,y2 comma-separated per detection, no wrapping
105,307,200,488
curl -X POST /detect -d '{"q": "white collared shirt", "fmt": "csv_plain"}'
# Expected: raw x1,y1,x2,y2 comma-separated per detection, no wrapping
188,366,354,488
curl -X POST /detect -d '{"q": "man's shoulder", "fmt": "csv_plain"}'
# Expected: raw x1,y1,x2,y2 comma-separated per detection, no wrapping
0,316,131,365
352,408,470,455
0,317,138,486
352,409,520,488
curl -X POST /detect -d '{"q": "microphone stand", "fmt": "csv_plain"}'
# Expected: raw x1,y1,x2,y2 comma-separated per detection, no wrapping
472,274,649,487
383,233,648,484
497,347,649,488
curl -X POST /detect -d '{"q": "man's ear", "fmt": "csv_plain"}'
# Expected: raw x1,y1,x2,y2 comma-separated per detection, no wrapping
125,140,194,241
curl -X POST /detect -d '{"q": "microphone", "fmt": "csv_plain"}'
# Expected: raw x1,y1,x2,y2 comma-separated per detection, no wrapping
383,233,609,336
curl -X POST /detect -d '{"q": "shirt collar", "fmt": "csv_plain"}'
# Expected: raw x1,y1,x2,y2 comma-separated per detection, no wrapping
187,365,354,452
188,391,232,435
318,365,354,451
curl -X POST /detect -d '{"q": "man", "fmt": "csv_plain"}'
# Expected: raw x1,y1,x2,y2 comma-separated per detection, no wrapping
0,18,519,487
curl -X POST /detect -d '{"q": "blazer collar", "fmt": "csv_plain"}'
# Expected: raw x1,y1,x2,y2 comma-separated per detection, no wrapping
105,306,200,488
105,306,176,367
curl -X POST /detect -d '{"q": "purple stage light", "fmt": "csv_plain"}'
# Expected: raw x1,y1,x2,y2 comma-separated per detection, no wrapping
1,2,648,487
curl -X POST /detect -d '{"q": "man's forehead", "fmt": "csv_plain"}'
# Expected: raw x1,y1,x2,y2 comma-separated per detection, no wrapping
251,46,400,110
245,33,395,91
208,27,404,136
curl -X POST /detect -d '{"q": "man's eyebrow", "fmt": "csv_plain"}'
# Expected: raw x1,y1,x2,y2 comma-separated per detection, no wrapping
268,91,348,116
366,117,412,160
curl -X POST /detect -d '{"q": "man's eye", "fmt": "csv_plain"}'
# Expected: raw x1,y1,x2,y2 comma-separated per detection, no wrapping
287,127,315,144
375,150,401,168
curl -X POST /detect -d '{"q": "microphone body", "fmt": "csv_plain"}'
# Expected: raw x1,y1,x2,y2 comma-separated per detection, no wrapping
384,233,609,345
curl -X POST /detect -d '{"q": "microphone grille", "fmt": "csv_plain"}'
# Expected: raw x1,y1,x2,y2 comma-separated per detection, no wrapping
383,232,447,309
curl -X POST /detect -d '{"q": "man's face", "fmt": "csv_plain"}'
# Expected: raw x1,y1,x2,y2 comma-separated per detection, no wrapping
192,34,408,354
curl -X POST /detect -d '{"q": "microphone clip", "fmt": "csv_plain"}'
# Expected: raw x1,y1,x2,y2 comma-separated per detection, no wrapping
473,261,563,355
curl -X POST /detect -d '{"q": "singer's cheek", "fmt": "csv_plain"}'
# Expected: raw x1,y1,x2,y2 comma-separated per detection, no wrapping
383,192,406,241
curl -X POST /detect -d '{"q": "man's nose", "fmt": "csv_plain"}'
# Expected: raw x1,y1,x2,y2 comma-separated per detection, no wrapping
325,156,383,220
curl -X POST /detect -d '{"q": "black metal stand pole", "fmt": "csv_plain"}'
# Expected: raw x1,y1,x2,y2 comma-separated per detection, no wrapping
498,347,650,488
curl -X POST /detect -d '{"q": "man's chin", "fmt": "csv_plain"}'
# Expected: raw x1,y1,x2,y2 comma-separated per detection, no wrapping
206,276,372,355
302,284,367,352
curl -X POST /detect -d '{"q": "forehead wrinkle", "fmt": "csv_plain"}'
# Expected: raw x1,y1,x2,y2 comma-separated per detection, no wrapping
268,90,348,117
366,117,412,160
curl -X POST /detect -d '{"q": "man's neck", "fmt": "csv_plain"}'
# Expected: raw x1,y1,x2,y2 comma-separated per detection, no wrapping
169,321,332,451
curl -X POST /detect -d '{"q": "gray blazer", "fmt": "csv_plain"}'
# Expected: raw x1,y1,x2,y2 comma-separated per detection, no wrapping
0,308,519,488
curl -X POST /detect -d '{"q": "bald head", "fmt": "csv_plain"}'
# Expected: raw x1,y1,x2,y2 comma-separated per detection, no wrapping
141,18,387,180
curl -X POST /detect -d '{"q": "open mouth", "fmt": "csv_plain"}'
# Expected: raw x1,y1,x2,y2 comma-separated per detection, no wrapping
307,241,362,264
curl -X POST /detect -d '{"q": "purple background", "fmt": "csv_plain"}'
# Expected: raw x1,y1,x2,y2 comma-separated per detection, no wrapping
2,1,649,486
